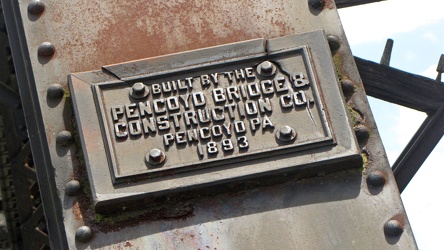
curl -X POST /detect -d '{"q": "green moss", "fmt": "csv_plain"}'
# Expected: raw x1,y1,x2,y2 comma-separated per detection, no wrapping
94,209,151,225
64,88,71,98
333,55,343,81
361,152,369,172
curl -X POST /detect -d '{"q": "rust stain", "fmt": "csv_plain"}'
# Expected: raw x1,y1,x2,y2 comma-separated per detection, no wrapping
325,0,335,9
72,201,83,220
45,0,301,76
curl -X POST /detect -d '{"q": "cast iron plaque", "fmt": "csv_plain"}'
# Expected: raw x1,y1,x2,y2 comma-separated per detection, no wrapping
69,30,361,211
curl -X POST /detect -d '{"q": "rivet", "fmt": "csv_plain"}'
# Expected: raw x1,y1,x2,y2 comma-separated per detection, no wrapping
129,82,149,99
341,79,355,97
47,84,65,99
38,42,55,57
65,180,81,196
354,124,370,142
327,35,341,52
28,0,45,14
367,170,386,188
257,61,276,77
384,220,403,237
276,125,297,142
56,130,72,146
309,0,325,10
75,226,92,242
146,148,166,166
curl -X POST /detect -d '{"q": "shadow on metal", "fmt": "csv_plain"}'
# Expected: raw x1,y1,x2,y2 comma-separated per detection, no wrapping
75,170,362,249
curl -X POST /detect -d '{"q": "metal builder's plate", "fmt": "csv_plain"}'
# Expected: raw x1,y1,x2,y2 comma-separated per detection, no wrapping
70,30,361,211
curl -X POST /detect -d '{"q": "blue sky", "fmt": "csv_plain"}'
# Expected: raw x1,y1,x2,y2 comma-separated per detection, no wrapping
339,1,444,249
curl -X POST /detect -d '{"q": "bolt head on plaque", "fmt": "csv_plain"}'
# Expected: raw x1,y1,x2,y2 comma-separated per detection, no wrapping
130,82,149,99
257,61,277,77
276,125,297,142
146,148,166,166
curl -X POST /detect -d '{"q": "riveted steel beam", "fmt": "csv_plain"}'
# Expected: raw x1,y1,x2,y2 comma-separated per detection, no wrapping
1,0,68,249
355,57,444,114
392,105,444,193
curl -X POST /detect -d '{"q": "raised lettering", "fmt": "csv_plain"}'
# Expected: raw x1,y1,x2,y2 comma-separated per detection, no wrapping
111,106,124,121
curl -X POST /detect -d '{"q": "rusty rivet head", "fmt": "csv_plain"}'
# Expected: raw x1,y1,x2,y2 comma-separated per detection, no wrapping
384,220,404,237
327,35,341,52
146,148,166,166
367,170,386,188
276,125,297,142
56,130,72,146
130,82,149,99
75,226,92,242
309,0,325,10
47,84,65,99
28,0,45,14
257,61,277,77
38,42,55,57
65,180,81,196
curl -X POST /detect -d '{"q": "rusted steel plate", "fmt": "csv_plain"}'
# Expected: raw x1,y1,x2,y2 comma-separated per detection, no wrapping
70,31,361,212
3,0,417,248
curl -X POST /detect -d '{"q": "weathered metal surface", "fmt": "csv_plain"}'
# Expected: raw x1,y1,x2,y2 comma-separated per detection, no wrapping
2,0,417,249
355,56,444,192
70,31,361,212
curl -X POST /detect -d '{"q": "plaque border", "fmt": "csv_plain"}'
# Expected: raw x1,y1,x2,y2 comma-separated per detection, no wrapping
68,30,362,212
91,46,335,184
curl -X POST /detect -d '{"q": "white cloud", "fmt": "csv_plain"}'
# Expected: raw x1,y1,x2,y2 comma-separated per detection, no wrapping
424,32,440,44
339,0,444,45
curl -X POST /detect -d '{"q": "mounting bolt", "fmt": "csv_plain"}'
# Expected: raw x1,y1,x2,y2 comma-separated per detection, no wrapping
257,61,277,77
146,148,166,166
38,42,55,57
327,35,341,52
56,130,72,146
309,0,325,10
276,125,297,142
47,84,65,99
75,226,92,242
367,170,386,188
28,0,45,14
65,180,81,196
130,82,149,99
384,220,404,237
